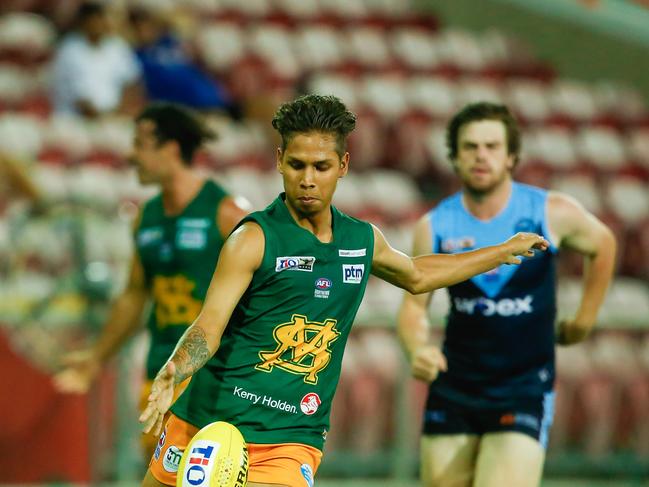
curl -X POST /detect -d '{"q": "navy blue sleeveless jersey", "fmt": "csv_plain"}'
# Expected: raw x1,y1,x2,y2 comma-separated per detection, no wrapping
428,182,558,409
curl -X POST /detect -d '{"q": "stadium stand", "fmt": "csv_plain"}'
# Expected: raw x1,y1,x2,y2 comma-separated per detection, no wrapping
0,0,648,483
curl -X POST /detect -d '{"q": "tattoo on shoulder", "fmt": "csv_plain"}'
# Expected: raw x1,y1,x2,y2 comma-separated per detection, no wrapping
175,327,210,383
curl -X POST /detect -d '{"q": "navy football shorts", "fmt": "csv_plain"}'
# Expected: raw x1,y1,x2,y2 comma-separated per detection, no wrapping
422,391,555,449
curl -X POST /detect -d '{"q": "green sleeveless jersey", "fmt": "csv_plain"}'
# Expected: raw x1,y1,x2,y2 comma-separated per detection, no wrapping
136,180,228,379
171,194,374,450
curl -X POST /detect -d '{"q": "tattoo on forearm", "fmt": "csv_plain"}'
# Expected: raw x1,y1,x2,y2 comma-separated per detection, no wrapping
173,327,211,383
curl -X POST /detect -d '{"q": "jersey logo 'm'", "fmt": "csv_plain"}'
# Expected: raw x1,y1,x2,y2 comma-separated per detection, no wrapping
152,275,202,328
255,314,341,384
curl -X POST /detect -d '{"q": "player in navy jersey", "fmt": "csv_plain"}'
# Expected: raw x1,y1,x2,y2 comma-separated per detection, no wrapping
398,102,616,487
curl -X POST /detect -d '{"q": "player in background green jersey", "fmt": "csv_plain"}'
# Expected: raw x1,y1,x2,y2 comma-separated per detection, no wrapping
53,103,250,459
139,95,548,487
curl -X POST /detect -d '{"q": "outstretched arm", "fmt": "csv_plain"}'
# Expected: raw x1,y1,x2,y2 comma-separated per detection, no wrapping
140,222,264,435
548,192,616,345
371,225,548,295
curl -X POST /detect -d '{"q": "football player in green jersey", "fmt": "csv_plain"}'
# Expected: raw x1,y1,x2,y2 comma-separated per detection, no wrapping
140,95,548,487
53,103,250,459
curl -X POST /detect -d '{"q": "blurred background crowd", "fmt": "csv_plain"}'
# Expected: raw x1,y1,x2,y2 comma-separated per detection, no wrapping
0,0,648,485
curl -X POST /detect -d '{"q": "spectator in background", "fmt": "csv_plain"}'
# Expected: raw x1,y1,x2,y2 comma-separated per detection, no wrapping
128,7,236,116
52,2,142,118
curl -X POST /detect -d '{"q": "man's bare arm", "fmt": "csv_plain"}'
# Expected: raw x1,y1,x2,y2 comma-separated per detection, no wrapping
548,192,617,344
140,222,264,435
396,216,447,382
166,222,264,384
371,224,548,295
397,217,435,358
93,252,149,362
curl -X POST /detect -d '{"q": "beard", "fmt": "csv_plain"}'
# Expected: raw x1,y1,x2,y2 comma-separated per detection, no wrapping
462,167,511,197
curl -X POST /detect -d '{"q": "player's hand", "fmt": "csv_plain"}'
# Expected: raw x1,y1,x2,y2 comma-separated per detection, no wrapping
503,232,549,264
53,349,100,394
556,319,593,345
140,361,176,437
410,345,447,383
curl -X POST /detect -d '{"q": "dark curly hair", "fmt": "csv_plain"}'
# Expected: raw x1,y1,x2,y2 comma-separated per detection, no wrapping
136,103,216,165
446,102,521,166
271,94,356,157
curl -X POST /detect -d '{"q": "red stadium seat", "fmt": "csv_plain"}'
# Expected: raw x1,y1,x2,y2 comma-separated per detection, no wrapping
344,26,394,70
389,27,440,71
195,22,246,73
605,177,649,227
405,77,457,120
294,25,344,70
547,80,600,124
308,73,359,110
575,126,627,173
506,78,552,124
525,126,579,171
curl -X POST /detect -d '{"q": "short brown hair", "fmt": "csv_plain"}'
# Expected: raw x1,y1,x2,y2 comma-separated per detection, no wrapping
446,102,521,166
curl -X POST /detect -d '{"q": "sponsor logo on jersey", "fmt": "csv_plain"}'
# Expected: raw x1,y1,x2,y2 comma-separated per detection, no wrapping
441,236,475,252
453,295,533,317
137,227,163,246
152,275,202,327
256,314,340,384
154,428,166,460
300,393,321,415
232,386,298,414
301,463,315,487
314,277,332,299
514,218,536,233
315,278,332,289
275,256,316,272
176,228,207,250
184,441,220,486
179,218,210,229
163,445,183,473
342,264,364,284
339,248,366,257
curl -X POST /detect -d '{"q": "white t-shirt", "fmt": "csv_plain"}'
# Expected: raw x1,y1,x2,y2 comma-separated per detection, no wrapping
52,33,141,114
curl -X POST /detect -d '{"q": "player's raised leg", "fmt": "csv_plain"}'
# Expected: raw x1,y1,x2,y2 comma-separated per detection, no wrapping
420,434,479,487
473,432,545,487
